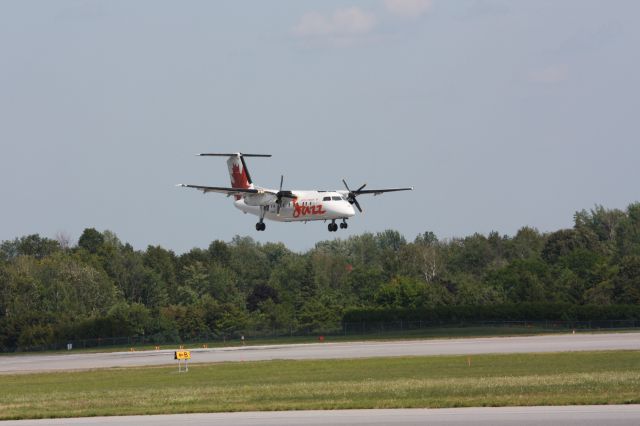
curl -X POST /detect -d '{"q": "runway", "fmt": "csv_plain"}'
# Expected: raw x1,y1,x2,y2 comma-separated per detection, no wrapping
1,332,639,374
4,406,640,426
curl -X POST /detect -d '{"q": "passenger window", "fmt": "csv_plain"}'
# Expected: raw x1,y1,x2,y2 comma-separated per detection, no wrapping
323,196,331,201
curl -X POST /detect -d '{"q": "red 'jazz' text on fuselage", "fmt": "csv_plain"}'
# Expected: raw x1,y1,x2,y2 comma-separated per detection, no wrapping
293,201,326,218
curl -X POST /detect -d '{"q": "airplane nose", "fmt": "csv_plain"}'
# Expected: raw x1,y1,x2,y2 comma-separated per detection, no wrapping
341,202,356,217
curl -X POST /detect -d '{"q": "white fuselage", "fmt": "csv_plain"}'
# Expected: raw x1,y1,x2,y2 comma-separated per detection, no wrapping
234,190,356,222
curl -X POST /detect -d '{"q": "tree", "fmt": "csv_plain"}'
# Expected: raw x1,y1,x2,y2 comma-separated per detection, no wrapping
297,295,341,333
399,243,443,283
252,298,295,331
207,263,241,304
100,302,152,337
309,250,350,297
344,233,379,266
216,304,248,338
208,240,230,265
17,324,54,350
486,258,550,303
376,230,407,252
574,205,625,245
541,229,591,264
144,245,177,291
161,304,209,339
506,227,544,260
415,231,438,246
556,248,603,293
247,283,279,311
447,233,495,276
105,247,168,308
78,228,105,254
228,236,270,292
375,276,450,309
262,242,291,267
37,253,118,317
615,203,640,258
181,262,209,297
269,255,315,310
343,265,385,304
613,255,640,304
0,235,60,260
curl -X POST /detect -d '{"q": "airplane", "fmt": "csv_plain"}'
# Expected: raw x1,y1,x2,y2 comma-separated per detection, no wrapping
178,153,413,232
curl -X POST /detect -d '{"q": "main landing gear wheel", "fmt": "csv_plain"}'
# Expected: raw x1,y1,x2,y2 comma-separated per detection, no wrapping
328,222,338,232
255,222,266,231
340,221,348,229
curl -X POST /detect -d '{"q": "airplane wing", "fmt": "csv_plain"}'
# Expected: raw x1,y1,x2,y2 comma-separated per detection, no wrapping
355,187,414,196
177,184,261,196
340,180,414,213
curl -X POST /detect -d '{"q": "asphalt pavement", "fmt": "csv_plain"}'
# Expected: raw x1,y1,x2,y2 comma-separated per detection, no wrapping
3,406,640,426
1,332,639,374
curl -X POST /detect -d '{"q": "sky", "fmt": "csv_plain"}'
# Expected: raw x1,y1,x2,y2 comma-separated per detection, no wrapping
1,0,639,253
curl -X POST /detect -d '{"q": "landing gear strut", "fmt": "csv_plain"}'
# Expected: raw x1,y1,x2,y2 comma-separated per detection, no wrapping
256,206,267,231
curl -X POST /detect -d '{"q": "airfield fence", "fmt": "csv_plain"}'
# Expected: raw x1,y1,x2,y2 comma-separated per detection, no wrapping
13,318,640,353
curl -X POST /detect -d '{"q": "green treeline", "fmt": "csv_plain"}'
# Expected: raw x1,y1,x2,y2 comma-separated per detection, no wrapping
1,203,640,351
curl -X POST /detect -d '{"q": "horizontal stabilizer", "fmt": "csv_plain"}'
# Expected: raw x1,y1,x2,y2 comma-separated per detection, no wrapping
198,153,272,158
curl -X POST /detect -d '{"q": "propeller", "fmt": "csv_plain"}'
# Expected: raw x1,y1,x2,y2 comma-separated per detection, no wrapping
275,175,295,215
342,179,366,213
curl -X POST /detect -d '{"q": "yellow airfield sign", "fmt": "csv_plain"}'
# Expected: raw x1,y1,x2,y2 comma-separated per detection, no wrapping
174,350,191,360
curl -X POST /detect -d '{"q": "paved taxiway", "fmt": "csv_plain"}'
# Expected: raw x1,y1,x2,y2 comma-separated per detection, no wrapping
4,406,640,426
1,332,639,374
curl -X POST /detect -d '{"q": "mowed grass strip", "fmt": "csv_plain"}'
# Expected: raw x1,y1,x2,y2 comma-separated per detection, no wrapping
1,351,639,419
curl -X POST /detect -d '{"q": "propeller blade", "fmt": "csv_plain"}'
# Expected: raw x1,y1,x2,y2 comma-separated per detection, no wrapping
343,179,366,211
353,198,363,213
276,175,285,215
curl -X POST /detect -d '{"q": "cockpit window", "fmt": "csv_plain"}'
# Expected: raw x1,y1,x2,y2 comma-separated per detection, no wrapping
323,196,331,201
332,196,342,201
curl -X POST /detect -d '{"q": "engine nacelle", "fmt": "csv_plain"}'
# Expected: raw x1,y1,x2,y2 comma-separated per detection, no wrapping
244,192,277,206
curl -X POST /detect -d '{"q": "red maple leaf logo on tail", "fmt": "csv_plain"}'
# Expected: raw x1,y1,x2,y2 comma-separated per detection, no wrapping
231,163,249,189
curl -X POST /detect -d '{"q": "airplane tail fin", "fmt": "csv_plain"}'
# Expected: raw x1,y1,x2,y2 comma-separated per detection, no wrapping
198,153,271,189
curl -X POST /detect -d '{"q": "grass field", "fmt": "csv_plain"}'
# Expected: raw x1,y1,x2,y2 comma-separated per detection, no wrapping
1,351,639,420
